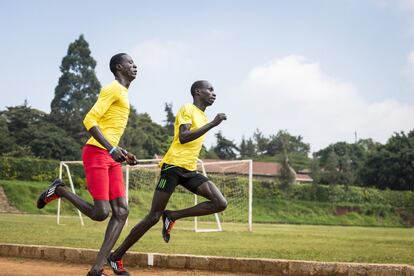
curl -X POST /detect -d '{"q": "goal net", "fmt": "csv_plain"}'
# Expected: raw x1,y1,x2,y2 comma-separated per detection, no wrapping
57,159,253,232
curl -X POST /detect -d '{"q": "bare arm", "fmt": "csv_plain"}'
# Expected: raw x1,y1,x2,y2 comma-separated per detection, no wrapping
88,126,126,162
179,113,227,144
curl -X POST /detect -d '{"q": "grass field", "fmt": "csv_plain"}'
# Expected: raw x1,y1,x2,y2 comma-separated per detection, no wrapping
0,213,413,265
1,180,409,227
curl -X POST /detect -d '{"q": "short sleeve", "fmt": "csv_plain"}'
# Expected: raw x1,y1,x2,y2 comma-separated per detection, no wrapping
83,86,119,130
176,105,192,126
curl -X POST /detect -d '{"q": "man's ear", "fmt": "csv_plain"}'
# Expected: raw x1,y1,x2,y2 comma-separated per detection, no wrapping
116,63,123,72
194,88,201,96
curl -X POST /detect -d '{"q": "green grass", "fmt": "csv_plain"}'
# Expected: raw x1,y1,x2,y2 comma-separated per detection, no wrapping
254,199,403,226
0,213,413,265
0,180,93,215
1,179,409,227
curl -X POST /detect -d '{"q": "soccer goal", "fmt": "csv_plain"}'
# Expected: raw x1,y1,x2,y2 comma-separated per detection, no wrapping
57,159,253,232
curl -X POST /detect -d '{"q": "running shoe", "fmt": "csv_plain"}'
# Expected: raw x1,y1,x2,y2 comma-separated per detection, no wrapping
36,179,65,209
162,211,175,243
107,254,129,275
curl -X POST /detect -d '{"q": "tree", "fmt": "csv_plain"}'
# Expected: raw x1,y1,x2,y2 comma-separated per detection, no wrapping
321,150,340,184
314,141,369,185
22,123,81,160
213,131,238,160
253,129,268,156
361,131,414,191
202,146,220,159
309,158,321,184
50,34,101,144
2,101,47,136
267,130,310,156
163,102,175,136
279,144,296,192
1,102,80,159
239,137,256,158
0,115,15,155
120,107,170,159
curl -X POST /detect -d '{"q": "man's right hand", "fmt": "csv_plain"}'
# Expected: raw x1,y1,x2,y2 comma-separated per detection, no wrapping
109,147,127,163
120,148,139,166
211,113,227,127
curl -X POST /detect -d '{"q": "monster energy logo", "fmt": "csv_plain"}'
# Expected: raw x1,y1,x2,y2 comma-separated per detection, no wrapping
158,178,167,189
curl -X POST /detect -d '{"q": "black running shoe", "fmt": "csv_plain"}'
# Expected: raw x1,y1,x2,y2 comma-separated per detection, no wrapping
162,211,175,243
107,254,129,275
36,179,65,209
87,269,109,276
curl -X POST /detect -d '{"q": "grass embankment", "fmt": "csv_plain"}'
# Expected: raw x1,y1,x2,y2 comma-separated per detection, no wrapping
0,213,413,265
0,180,411,227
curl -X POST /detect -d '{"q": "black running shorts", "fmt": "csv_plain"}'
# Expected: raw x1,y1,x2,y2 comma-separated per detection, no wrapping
156,163,209,194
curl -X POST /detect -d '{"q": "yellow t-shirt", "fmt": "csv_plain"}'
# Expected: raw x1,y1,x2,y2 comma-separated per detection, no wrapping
83,80,130,149
161,103,208,171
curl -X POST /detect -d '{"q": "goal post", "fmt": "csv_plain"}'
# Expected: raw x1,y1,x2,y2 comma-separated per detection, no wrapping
57,161,84,226
57,159,253,232
195,159,253,232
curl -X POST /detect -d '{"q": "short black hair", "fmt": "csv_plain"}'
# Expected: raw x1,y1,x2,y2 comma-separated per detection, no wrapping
190,80,208,96
109,53,127,75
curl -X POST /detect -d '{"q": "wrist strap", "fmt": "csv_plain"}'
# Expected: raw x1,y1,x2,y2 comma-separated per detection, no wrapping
109,147,117,154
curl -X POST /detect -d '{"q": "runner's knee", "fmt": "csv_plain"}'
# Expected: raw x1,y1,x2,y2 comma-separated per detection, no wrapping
145,212,162,226
92,209,110,221
215,197,227,212
91,204,110,221
113,205,129,221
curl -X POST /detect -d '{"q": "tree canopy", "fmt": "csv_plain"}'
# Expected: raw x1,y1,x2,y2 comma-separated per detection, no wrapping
50,34,101,144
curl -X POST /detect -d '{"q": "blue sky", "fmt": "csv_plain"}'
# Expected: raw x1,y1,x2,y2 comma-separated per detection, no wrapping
1,0,413,152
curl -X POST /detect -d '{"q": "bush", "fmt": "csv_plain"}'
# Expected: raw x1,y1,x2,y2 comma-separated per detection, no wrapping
289,183,414,208
0,157,86,187
0,156,59,181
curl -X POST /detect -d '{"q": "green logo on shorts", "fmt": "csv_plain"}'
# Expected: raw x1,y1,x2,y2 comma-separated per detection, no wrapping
158,178,167,189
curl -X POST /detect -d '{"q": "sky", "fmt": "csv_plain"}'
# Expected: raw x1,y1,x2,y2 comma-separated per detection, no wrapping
1,0,413,153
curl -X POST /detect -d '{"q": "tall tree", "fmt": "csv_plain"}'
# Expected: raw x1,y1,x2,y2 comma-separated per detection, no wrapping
279,143,297,191
253,129,268,156
213,131,239,160
50,35,101,144
163,102,175,136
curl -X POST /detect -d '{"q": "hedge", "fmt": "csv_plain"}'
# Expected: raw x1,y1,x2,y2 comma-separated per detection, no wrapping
0,157,85,187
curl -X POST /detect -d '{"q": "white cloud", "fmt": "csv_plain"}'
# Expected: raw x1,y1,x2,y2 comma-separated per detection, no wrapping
229,55,414,152
400,0,414,12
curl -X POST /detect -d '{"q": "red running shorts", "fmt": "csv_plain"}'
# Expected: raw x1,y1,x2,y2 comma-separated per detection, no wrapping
82,144,125,201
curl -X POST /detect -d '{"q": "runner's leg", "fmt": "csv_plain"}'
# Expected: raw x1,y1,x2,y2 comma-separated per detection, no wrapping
167,181,227,221
111,190,171,260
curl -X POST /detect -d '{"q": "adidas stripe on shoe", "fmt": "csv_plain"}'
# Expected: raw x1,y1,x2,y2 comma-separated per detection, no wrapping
36,179,65,209
107,254,129,276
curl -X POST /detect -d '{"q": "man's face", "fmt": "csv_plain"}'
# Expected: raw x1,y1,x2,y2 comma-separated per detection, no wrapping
197,81,216,106
118,55,138,80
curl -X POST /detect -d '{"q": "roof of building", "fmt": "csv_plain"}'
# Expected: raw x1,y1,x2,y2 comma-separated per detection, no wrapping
154,155,313,182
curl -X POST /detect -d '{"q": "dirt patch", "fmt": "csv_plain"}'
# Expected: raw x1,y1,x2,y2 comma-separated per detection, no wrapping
0,187,19,213
0,257,259,276
334,206,361,216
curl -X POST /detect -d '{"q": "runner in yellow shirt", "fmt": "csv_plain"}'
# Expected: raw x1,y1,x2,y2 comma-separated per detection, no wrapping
37,53,138,276
108,80,227,275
